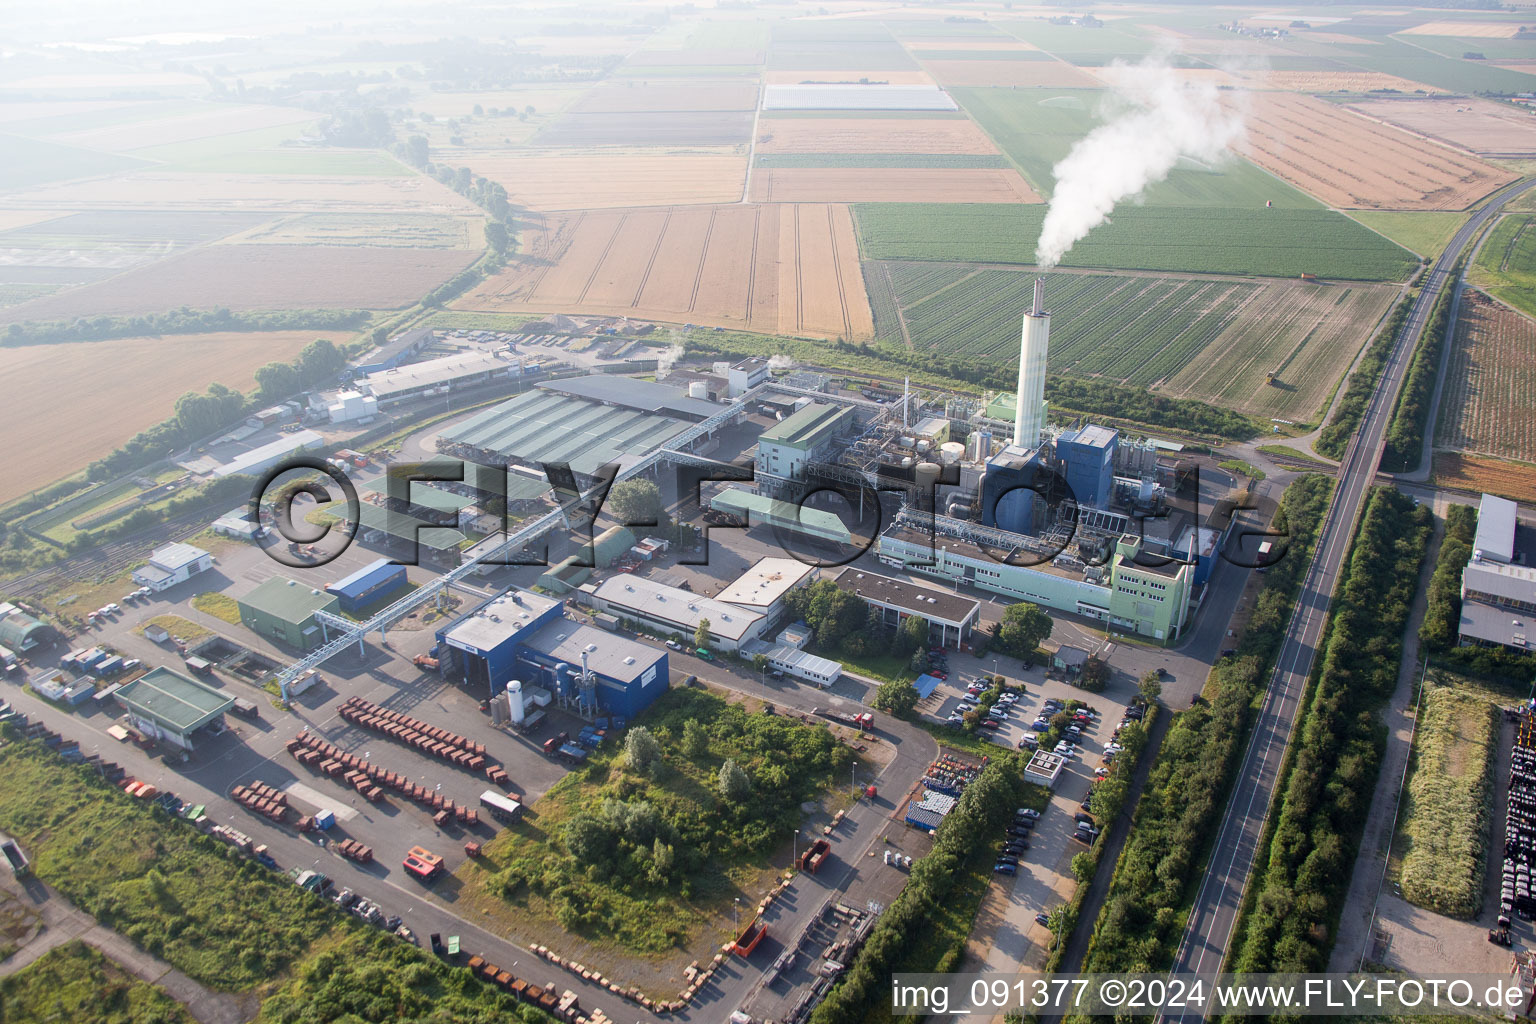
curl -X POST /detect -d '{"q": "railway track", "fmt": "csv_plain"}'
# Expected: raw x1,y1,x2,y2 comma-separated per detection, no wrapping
3,509,211,599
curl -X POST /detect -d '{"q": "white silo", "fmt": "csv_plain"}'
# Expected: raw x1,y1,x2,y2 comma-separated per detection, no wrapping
1014,278,1050,449
939,441,965,466
914,462,942,492
506,679,525,725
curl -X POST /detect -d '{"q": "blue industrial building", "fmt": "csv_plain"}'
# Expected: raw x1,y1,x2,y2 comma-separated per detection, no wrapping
981,446,1042,535
1056,424,1118,511
326,558,410,615
436,589,668,721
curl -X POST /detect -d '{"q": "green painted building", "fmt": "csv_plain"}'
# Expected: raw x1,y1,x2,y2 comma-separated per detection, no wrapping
237,577,341,650
754,402,854,485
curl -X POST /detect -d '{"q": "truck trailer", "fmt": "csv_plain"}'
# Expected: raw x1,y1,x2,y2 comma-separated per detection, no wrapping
813,707,874,731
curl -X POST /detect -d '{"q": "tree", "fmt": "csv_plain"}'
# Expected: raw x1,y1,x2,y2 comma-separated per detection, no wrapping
623,726,661,775
718,758,751,801
695,618,711,652
909,648,931,674
298,337,344,378
607,478,663,528
996,602,1052,658
484,219,509,252
681,718,709,759
403,134,429,168
1080,656,1111,693
563,814,610,863
873,679,919,718
752,653,769,676
1138,670,1163,704
472,103,484,115
894,614,928,657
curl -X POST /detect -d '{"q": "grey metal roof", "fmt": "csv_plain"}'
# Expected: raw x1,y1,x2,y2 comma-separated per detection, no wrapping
442,589,562,654
537,375,720,419
1462,560,1536,606
115,668,233,733
441,390,686,476
147,542,208,573
593,576,764,641
1458,599,1532,651
521,619,664,681
832,567,980,626
1475,493,1518,564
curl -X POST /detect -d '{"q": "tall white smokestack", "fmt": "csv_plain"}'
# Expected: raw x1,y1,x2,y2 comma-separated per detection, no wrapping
1014,279,1049,449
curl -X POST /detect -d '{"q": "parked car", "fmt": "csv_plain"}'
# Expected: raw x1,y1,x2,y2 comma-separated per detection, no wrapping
665,640,681,650
1075,812,1095,826
996,854,1020,866
1030,720,1050,732
1035,912,1051,927
994,863,1017,875
980,719,1001,730
1017,808,1040,820
1018,736,1038,750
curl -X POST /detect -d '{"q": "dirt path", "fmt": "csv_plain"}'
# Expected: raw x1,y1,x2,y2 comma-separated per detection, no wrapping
0,873,257,1024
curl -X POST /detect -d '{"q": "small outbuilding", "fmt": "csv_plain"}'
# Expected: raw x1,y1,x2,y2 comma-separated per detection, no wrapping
132,543,213,593
325,558,409,616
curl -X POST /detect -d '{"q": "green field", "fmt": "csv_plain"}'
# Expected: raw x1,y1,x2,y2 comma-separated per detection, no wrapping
1344,37,1536,94
758,108,967,119
755,153,1010,168
1349,210,1469,258
953,87,1321,208
0,941,197,1024
866,262,1397,420
910,49,1054,61
1471,213,1536,319
1397,678,1500,919
854,204,1419,280
0,134,149,191
1398,34,1536,61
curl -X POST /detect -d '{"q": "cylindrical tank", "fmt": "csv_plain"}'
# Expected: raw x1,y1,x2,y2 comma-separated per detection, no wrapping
978,430,993,460
507,679,525,724
915,462,941,491
555,663,575,698
687,381,708,399
939,441,965,465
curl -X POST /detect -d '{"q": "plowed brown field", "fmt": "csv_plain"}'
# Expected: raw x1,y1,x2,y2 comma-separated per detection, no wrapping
749,167,1038,203
457,203,874,340
1437,289,1536,465
1244,93,1514,210
465,149,748,210
1433,453,1536,504
1345,97,1536,157
572,79,760,113
755,117,998,154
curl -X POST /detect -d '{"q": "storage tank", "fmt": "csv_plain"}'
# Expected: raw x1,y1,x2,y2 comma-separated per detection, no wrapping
939,441,965,465
915,462,942,491
687,381,709,400
506,680,525,725
555,663,576,698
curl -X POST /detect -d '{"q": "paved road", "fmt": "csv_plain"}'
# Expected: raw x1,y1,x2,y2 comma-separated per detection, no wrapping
1167,176,1536,997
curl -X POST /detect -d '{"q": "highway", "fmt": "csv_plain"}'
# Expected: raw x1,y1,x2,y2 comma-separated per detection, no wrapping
1167,176,1536,998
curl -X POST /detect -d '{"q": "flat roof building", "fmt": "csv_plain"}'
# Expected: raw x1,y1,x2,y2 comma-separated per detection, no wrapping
755,402,855,488
360,351,521,406
833,567,981,648
325,558,409,616
588,576,766,651
708,489,853,546
1459,493,1536,653
1025,750,1065,788
237,577,341,650
132,542,213,593
213,431,325,479
115,667,234,750
715,557,816,619
537,375,720,420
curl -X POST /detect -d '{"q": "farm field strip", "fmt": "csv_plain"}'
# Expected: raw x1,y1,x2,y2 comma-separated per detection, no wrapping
750,167,1039,204
570,79,760,113
1243,93,1514,210
462,149,748,210
1436,289,1536,465
763,69,936,85
754,116,1000,154
0,330,337,504
456,203,871,340
0,171,480,214
872,261,1399,419
534,111,755,147
924,58,1100,88
1433,452,1536,504
0,244,478,321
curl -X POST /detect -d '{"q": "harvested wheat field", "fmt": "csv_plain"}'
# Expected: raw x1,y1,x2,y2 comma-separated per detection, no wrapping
50,104,318,152
458,203,873,339
1245,70,1436,93
765,69,937,85
467,149,747,210
1346,97,1536,158
1436,289,1536,465
900,39,1039,51
0,330,335,502
0,245,477,322
1433,452,1536,504
756,117,998,154
572,79,759,113
750,167,1038,203
1,172,477,214
925,59,1099,88
1400,20,1524,37
1244,93,1514,209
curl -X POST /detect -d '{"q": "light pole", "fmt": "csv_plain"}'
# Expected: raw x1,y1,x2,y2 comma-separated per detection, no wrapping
733,897,741,932
791,828,799,867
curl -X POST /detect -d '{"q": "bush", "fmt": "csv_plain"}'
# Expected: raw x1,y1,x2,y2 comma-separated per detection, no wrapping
1231,487,1433,972
1381,274,1460,472
1082,475,1332,973
872,679,920,718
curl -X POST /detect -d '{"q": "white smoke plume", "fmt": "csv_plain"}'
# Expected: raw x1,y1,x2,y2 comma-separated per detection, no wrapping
767,354,796,371
1035,51,1247,269
655,343,686,378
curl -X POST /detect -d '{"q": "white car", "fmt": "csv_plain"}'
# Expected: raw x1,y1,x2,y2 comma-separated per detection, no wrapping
997,693,1019,705
1054,741,1076,756
665,640,682,650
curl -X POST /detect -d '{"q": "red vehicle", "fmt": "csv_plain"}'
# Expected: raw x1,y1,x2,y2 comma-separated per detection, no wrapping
413,654,439,671
813,708,875,731
403,845,445,882
542,732,569,756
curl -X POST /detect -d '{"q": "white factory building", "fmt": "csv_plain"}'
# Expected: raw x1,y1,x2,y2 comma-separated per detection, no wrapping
586,576,767,652
712,557,816,620
131,543,214,593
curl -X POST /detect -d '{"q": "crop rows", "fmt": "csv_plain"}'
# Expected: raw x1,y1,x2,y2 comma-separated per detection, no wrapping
854,205,1419,281
1437,289,1536,465
885,265,1259,387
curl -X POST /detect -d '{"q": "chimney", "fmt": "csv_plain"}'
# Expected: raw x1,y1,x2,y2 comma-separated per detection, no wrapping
1032,277,1044,316
1014,279,1050,449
